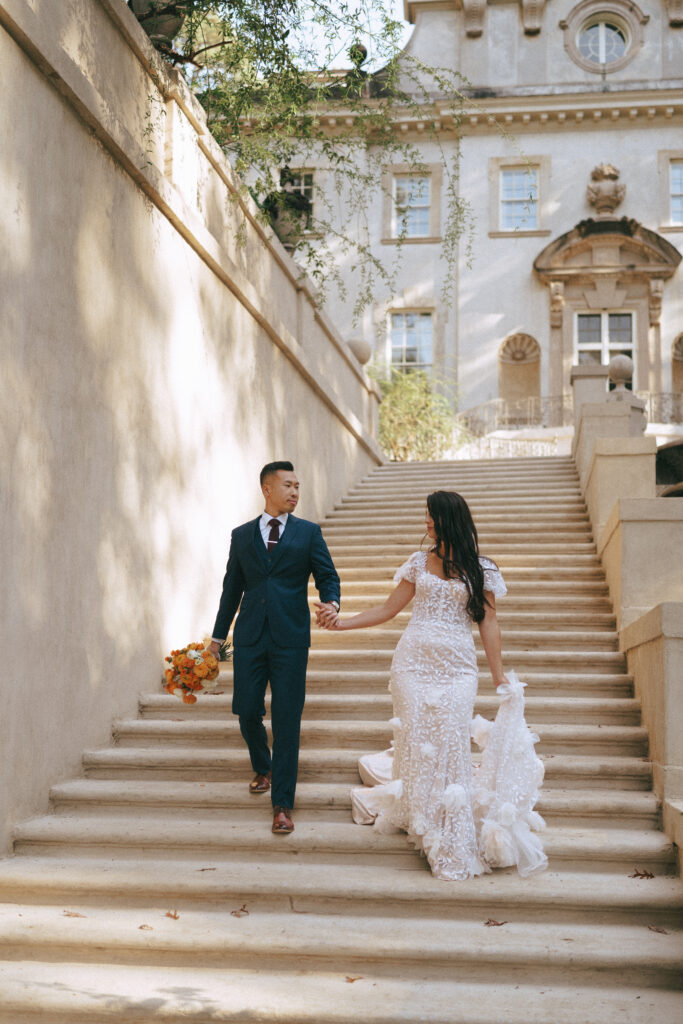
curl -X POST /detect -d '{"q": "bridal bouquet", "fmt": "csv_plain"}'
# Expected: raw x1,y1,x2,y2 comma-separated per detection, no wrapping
162,641,231,704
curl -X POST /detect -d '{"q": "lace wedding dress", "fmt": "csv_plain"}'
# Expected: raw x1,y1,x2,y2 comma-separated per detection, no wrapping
351,551,547,881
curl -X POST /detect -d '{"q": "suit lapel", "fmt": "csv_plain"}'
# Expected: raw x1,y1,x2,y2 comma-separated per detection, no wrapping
268,514,298,571
250,517,269,571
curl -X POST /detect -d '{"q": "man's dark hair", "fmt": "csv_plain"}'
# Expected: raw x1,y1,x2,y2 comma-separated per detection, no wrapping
260,461,295,486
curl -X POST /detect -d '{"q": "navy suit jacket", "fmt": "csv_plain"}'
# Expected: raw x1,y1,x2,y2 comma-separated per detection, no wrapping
212,515,341,648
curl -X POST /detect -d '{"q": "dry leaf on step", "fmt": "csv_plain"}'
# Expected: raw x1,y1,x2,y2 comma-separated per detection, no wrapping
629,868,655,879
139,924,153,931
345,977,363,983
62,910,86,918
230,904,249,918
165,910,180,920
484,919,508,927
197,867,216,872
647,925,669,935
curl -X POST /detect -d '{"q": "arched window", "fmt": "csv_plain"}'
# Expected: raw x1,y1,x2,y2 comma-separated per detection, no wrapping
498,334,541,404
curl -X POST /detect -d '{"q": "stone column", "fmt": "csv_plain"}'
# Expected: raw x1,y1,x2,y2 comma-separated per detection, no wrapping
548,280,565,425
569,364,609,426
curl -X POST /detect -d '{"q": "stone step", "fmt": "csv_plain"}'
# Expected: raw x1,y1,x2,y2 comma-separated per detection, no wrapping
12,816,676,873
345,482,583,496
48,781,661,829
0,962,679,1024
310,608,617,629
0,905,680,990
111,718,648,757
310,628,618,651
2,857,680,926
79,747,653,790
323,528,594,542
332,554,601,568
327,542,599,557
326,505,588,520
324,514,591,529
331,564,605,580
324,582,611,600
305,649,627,673
219,669,634,697
141,693,640,725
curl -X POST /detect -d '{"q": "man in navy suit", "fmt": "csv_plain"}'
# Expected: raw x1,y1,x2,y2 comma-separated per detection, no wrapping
208,462,340,835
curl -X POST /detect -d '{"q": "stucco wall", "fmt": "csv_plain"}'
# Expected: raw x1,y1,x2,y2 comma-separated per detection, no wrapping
0,0,381,853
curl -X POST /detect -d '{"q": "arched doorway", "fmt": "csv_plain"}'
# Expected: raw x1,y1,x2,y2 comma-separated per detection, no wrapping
498,334,541,404
673,334,683,395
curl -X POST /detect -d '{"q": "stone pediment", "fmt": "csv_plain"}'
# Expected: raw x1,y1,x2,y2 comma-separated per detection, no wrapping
534,219,681,282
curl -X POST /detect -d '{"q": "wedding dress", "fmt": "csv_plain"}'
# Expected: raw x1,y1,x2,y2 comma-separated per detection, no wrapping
351,551,547,881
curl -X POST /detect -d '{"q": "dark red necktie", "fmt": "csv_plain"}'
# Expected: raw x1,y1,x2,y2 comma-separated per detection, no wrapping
267,518,280,551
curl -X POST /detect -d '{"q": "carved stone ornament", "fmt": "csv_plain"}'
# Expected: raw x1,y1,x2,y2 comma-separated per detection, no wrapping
462,0,486,37
521,0,547,34
500,333,541,364
673,334,683,361
649,279,664,327
550,281,564,328
666,0,683,26
586,164,626,219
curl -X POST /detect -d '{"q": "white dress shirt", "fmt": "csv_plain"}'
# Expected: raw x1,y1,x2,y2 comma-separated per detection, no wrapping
260,511,288,547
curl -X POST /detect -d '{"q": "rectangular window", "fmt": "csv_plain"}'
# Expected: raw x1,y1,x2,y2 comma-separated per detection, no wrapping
576,312,634,388
389,312,433,372
281,169,314,228
671,161,683,224
393,176,431,237
500,167,538,230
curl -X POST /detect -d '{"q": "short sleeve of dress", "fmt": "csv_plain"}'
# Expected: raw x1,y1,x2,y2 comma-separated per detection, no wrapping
480,557,507,598
393,551,424,585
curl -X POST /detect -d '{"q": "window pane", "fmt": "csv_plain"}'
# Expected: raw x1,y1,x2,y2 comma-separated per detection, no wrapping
389,312,432,370
608,313,633,348
578,350,603,365
578,314,602,347
394,176,430,237
578,21,627,64
501,169,538,229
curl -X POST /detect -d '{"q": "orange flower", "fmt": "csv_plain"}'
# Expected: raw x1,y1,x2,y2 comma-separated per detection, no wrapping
182,692,197,704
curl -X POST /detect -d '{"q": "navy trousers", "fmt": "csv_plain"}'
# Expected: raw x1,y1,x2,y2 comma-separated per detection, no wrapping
232,625,309,810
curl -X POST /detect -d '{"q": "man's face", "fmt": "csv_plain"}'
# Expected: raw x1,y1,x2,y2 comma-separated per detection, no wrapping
263,470,300,515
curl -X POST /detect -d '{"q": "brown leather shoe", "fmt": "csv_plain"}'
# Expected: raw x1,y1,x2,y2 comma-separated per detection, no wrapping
272,806,294,834
249,771,271,794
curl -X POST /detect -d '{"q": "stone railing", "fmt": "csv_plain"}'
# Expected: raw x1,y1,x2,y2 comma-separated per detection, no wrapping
456,395,573,436
636,392,683,425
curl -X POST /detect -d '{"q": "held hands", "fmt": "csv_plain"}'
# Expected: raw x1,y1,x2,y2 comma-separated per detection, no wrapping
315,602,341,629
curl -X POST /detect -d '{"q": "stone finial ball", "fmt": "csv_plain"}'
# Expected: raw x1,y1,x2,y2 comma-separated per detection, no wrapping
608,354,633,386
347,338,372,365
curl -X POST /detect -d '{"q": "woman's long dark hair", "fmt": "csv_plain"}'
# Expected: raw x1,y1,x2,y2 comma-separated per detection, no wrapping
426,491,493,623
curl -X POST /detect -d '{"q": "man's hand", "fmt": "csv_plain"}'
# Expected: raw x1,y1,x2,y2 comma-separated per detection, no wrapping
208,640,222,658
315,602,339,629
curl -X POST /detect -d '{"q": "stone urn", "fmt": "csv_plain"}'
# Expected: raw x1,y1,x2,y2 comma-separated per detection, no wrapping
129,1,187,47
586,164,626,219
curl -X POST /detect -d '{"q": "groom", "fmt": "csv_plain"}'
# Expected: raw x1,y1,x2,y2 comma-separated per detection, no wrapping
208,461,340,835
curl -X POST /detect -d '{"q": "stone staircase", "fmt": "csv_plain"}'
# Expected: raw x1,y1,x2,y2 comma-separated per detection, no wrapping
1,456,682,1022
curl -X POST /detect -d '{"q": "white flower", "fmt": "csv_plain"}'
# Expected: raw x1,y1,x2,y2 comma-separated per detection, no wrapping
443,783,467,814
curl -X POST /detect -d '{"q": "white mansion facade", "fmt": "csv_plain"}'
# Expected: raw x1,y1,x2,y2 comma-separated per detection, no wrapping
296,0,683,417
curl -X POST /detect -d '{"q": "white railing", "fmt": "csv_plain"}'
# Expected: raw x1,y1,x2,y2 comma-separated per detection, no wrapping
456,395,574,437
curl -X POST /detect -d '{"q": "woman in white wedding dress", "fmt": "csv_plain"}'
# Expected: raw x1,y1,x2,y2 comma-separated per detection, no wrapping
322,491,547,881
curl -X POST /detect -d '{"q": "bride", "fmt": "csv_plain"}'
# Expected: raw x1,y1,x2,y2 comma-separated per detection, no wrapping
319,490,547,881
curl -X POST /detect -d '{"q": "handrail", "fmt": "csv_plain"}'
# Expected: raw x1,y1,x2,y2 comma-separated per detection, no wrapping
455,395,573,437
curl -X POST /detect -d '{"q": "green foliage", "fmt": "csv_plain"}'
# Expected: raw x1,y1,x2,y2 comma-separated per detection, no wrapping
131,1,477,322
376,370,456,463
